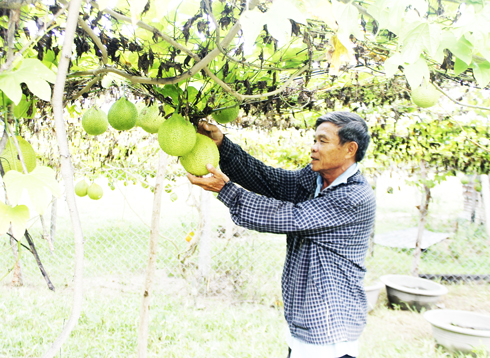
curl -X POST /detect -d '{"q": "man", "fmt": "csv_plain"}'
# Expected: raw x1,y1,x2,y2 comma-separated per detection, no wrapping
187,111,376,358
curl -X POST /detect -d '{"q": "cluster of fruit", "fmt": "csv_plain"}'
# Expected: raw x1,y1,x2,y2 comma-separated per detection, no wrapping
74,179,103,200
82,98,240,177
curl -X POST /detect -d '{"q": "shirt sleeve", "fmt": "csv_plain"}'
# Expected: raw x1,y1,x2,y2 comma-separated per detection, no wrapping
219,136,304,202
217,180,358,237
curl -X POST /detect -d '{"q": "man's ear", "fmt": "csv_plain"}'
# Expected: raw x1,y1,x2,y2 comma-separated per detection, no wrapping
345,141,358,159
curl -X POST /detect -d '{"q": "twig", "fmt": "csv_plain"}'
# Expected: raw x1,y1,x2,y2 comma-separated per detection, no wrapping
77,17,108,64
6,232,32,252
67,75,101,101
24,230,55,291
432,82,490,112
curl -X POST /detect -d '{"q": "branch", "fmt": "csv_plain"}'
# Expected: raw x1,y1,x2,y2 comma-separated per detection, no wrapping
67,75,101,101
24,230,55,291
77,17,108,65
432,82,490,112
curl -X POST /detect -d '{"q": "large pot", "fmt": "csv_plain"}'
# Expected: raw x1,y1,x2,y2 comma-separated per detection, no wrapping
424,309,490,354
365,281,384,312
380,274,448,311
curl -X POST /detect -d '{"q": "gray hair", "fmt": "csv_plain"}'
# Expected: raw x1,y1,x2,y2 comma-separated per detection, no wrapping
315,111,370,162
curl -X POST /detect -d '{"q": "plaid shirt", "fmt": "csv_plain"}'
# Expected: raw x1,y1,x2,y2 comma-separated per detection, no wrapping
217,136,376,345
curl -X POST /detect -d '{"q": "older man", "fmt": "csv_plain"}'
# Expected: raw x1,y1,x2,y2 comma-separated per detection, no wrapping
188,111,376,358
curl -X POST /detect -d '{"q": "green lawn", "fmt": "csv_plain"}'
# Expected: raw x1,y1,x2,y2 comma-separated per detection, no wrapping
2,280,489,358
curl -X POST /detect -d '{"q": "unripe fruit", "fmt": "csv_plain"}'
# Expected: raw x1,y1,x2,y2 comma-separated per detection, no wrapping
108,97,138,130
180,134,220,176
411,82,440,108
158,113,196,156
82,106,109,135
211,104,239,124
139,105,166,134
75,180,89,197
87,183,103,200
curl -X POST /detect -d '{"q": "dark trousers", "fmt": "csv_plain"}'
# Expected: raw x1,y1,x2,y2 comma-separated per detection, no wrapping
287,347,355,358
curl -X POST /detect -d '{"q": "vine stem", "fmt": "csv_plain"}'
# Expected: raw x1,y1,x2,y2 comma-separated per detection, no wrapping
41,0,84,356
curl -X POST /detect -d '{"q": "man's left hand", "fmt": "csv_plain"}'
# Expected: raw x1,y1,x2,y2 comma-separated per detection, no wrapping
186,164,230,193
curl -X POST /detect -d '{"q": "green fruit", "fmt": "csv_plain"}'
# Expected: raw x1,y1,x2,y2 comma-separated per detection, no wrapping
82,106,109,135
75,180,89,197
211,104,239,124
461,177,470,185
108,97,138,130
139,105,165,134
180,134,220,176
0,136,37,173
87,183,103,200
411,82,440,108
475,183,482,192
158,113,196,156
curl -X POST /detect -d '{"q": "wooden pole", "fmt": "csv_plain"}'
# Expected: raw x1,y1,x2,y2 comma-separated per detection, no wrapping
137,151,168,357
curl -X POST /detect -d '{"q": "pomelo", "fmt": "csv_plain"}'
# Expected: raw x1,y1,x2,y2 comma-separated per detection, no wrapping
180,134,220,176
75,180,89,197
82,106,109,135
139,105,165,134
87,183,103,200
158,113,196,156
411,82,440,108
211,104,239,124
108,97,138,130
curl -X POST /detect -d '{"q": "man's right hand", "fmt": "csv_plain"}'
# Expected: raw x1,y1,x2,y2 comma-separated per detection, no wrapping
198,121,224,148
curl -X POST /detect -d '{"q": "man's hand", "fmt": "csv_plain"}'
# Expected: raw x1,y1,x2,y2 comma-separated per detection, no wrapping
198,121,224,148
187,164,230,193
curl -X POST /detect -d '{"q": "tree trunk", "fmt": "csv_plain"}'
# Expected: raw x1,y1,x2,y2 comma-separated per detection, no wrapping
41,0,84,357
137,151,168,358
480,174,490,243
411,161,431,277
198,189,212,283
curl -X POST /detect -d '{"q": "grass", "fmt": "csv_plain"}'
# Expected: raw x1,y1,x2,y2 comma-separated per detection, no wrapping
1,278,489,358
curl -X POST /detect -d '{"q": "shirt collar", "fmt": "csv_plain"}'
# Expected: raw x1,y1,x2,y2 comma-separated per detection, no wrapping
314,163,358,197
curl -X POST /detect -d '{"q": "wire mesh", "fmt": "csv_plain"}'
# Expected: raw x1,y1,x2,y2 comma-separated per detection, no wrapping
1,172,489,301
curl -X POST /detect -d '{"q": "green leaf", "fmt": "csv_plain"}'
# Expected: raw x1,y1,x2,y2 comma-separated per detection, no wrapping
4,166,62,215
403,56,429,89
400,21,430,64
470,60,490,88
368,0,406,35
454,57,469,76
384,53,403,78
0,201,29,239
160,84,183,104
332,0,364,42
449,36,474,65
0,59,56,104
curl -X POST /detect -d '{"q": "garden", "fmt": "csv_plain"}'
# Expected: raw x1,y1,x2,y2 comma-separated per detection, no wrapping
1,0,490,357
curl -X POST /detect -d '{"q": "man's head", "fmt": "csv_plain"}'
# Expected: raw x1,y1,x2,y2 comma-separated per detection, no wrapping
315,111,370,162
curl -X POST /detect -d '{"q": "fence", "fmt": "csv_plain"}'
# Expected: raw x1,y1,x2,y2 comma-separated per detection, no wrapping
1,169,489,301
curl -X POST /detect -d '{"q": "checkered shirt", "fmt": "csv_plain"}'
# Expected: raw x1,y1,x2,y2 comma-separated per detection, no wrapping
217,136,377,345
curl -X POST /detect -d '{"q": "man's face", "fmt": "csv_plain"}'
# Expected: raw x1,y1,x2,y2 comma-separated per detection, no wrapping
310,122,353,174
